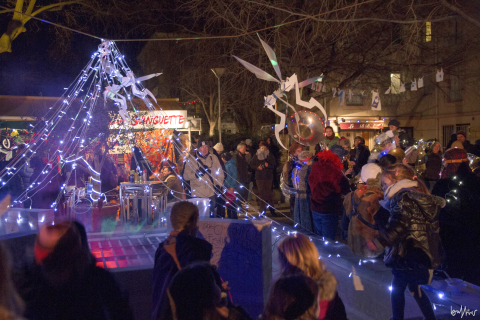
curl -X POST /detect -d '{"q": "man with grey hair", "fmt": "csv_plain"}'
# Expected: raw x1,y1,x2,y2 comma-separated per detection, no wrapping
183,138,224,217
236,143,251,202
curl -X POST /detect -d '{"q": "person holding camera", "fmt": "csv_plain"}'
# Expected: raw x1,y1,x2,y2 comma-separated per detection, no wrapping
250,141,277,216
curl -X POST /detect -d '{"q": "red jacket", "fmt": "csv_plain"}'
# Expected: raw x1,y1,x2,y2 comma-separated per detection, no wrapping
309,160,350,214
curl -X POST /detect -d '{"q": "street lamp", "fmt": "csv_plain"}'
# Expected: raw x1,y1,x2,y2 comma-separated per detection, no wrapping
211,68,225,143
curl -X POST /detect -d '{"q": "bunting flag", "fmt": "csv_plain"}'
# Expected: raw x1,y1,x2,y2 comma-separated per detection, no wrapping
385,87,391,94
332,87,337,98
348,89,353,101
371,90,381,111
361,90,365,97
411,79,417,91
418,77,424,88
311,82,326,92
436,69,444,82
338,90,345,106
399,83,406,93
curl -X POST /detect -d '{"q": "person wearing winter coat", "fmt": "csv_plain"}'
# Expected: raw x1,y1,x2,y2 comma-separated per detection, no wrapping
221,152,238,219
431,148,480,285
351,136,371,175
262,275,320,320
308,149,350,240
292,151,314,233
456,130,480,156
152,202,213,320
235,143,251,202
160,163,185,202
324,126,339,150
277,234,347,320
183,139,224,217
91,142,118,194
422,141,443,192
367,164,445,320
16,221,133,320
166,262,252,320
281,142,304,216
342,163,390,257
250,141,277,216
130,145,153,178
0,197,25,320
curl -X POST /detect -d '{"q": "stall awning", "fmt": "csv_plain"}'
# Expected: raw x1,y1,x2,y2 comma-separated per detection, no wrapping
340,122,384,130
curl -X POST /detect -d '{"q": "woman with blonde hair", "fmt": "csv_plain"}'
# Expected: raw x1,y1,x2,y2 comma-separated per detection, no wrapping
367,163,445,320
277,234,347,320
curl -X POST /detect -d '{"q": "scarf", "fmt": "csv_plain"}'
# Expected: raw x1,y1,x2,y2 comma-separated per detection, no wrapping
326,134,335,141
379,179,418,209
256,148,270,161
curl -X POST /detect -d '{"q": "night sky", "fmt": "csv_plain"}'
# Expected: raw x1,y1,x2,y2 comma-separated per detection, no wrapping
0,20,143,97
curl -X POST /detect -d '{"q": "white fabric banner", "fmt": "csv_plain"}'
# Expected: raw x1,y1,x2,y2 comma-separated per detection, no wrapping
436,69,444,82
411,79,417,91
371,90,381,111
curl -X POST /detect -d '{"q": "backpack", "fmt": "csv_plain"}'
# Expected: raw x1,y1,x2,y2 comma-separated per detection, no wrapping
348,191,379,230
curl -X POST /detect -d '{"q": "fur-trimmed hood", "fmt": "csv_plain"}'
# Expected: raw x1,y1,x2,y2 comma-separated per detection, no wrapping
316,269,338,301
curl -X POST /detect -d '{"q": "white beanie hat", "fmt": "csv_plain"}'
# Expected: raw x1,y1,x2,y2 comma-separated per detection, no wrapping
213,143,224,153
360,163,382,184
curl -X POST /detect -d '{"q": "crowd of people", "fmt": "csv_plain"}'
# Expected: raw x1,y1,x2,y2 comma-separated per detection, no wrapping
279,119,480,320
2,118,480,320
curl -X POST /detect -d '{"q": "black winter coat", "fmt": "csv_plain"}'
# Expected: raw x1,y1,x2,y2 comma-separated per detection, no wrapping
424,152,443,181
250,152,276,181
151,232,212,320
353,144,370,175
432,169,480,285
236,152,251,185
375,189,445,270
15,223,133,320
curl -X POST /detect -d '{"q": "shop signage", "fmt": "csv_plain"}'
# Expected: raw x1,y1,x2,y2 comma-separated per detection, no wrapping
109,110,187,129
340,122,384,130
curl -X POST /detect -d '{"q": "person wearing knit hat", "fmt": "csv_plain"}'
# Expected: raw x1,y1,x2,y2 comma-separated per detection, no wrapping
388,119,400,131
342,163,389,257
431,148,480,285
152,201,213,320
18,221,133,320
456,130,480,156
213,142,224,154
292,151,314,233
439,147,469,179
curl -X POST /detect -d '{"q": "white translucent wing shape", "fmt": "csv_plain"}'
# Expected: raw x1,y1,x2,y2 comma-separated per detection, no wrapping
232,55,280,83
136,73,162,82
298,75,324,88
257,34,282,81
267,105,287,150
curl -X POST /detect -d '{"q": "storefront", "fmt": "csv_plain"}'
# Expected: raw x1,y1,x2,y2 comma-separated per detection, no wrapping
107,110,200,172
334,118,387,148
